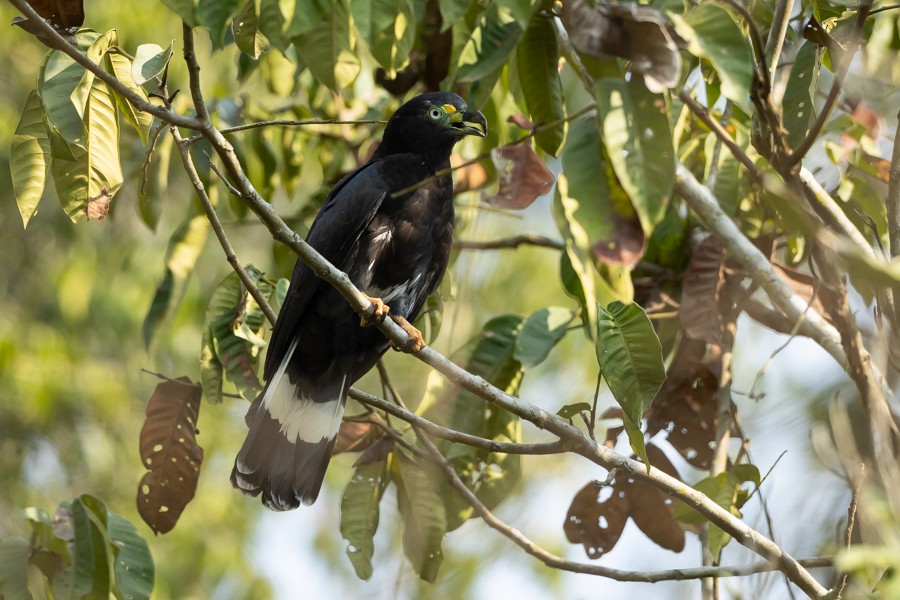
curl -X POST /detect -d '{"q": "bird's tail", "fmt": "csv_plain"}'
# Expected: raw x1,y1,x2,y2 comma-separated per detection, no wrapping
231,341,347,510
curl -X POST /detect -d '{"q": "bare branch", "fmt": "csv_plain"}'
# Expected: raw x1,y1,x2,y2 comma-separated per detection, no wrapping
184,118,388,145
8,0,201,130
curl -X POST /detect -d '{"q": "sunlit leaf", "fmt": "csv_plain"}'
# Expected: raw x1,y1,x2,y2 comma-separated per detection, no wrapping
595,76,673,236
370,0,417,77
39,32,100,146
137,377,204,535
456,1,523,83
596,301,666,463
553,177,598,333
132,42,173,86
670,4,753,111
106,49,154,144
10,90,51,228
340,458,390,580
0,538,30,600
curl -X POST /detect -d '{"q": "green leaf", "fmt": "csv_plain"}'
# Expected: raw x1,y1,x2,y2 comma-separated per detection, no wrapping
292,0,360,91
553,176,598,333
514,306,574,368
595,301,666,463
783,41,819,150
132,43,174,86
340,458,390,580
84,75,124,202
71,30,118,118
258,0,287,50
670,4,754,111
393,451,447,583
71,498,111,600
438,0,472,29
0,538,31,600
234,0,270,59
143,214,209,353
162,0,197,25
11,90,51,228
40,38,94,146
370,0,417,77
517,14,565,156
202,267,273,402
456,1,523,83
557,401,592,419
703,130,742,216
107,513,154,600
595,76,674,235
106,50,154,144
197,0,244,48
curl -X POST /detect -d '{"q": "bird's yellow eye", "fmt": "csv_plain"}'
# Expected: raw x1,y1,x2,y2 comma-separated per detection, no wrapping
428,107,444,120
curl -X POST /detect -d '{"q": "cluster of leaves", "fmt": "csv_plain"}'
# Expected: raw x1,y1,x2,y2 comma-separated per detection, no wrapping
0,495,153,600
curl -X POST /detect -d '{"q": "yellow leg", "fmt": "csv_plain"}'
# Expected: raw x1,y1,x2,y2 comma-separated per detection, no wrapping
390,315,425,353
360,295,390,326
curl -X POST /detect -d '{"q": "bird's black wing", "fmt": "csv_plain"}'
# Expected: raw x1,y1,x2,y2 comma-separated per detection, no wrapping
263,161,388,380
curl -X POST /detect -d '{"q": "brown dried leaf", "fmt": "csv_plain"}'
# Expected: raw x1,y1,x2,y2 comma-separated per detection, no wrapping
591,212,646,267
14,0,84,30
680,236,725,343
137,377,203,535
85,190,112,221
354,435,395,466
564,480,629,559
565,443,685,558
333,421,375,454
507,113,534,131
488,145,555,209
646,337,720,469
561,0,683,93
629,445,686,552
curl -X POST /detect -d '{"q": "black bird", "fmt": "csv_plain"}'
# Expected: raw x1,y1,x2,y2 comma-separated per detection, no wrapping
231,92,487,510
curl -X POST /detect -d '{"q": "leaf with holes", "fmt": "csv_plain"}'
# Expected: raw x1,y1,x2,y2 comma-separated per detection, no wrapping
136,377,203,534
596,301,666,464
783,42,819,150
340,457,390,580
489,144,555,209
680,236,725,342
10,89,50,228
107,511,154,600
143,215,209,354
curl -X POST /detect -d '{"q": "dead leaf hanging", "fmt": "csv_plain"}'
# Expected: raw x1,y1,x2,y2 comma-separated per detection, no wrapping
488,145,555,209
136,377,203,534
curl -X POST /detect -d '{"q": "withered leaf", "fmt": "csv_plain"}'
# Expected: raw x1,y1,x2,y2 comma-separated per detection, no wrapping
565,443,685,558
680,236,725,343
12,0,84,45
354,435,395,466
591,212,646,267
646,337,721,469
488,144,555,209
562,0,683,93
85,190,112,221
137,377,203,535
333,421,375,455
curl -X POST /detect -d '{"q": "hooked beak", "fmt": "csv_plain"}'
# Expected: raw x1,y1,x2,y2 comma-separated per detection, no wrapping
450,109,487,138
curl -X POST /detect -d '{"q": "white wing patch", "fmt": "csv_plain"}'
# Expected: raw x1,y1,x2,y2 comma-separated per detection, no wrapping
262,339,346,443
368,272,422,305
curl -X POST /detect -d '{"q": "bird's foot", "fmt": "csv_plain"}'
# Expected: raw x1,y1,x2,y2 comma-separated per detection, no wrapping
390,315,425,353
360,295,391,327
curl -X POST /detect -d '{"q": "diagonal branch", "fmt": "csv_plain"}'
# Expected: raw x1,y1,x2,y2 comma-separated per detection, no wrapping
454,233,564,251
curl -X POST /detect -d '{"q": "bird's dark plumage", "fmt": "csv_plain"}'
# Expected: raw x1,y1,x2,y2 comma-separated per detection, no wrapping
231,92,487,510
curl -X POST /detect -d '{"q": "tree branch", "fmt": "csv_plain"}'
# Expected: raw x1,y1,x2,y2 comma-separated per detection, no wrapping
8,0,201,130
764,0,796,83
183,118,388,145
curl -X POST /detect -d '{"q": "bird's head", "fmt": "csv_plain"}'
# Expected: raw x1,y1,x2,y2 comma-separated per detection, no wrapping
376,92,487,160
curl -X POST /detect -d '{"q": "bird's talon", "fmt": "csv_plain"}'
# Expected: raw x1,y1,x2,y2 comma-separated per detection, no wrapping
361,295,390,327
390,315,425,353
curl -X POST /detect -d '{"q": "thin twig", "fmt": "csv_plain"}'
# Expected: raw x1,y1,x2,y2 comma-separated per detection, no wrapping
765,0,796,83
183,118,387,145
347,388,566,455
454,233,564,251
832,471,863,599
787,0,875,167
171,130,278,326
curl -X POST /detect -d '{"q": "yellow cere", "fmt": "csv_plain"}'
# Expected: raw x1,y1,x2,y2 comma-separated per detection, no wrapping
442,104,458,114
